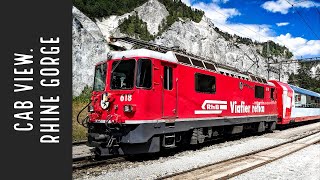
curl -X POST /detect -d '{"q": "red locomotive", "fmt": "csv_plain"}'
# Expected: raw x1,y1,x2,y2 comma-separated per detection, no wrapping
83,37,320,156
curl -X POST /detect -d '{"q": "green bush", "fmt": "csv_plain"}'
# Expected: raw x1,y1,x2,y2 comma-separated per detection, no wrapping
73,0,148,19
73,85,92,103
157,0,204,35
261,41,293,59
119,13,155,41
288,62,320,93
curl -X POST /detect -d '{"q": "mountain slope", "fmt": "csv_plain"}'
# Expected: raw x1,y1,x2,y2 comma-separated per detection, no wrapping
72,7,109,95
72,0,296,96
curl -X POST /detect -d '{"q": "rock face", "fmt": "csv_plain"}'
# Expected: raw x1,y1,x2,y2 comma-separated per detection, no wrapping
311,64,320,78
94,0,169,40
72,7,109,96
72,0,296,96
154,17,295,81
134,0,169,35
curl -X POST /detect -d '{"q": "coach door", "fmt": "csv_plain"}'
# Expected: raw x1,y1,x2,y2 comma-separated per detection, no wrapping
162,63,177,118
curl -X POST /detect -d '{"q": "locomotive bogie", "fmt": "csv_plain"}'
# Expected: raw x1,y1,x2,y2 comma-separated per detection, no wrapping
88,116,277,156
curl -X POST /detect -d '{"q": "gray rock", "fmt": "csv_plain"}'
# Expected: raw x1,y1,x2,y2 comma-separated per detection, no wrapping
72,7,109,96
135,0,169,35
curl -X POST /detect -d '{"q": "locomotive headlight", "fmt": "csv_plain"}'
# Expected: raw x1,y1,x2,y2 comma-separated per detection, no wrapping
123,105,136,113
123,105,132,113
88,105,94,112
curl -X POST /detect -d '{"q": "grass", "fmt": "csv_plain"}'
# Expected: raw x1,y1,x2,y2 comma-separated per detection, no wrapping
72,85,92,141
72,101,89,141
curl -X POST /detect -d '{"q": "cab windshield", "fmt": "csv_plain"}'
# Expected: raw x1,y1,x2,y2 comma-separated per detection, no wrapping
93,63,106,91
111,59,135,89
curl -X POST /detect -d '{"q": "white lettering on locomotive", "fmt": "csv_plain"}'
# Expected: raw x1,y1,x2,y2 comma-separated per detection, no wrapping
230,101,251,113
195,100,266,114
120,94,132,102
252,102,265,113
194,100,227,114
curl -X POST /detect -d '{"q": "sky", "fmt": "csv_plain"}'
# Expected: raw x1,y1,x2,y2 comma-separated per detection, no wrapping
181,0,320,59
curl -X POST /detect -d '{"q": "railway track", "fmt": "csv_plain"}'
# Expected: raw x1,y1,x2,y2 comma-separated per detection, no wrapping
73,154,126,170
72,122,320,174
72,140,87,146
161,130,320,180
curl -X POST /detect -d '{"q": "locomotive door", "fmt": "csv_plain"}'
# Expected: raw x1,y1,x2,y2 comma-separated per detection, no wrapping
161,63,177,118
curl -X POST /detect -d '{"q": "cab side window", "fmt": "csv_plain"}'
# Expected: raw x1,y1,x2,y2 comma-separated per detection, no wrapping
270,88,275,100
164,66,173,90
255,85,264,99
136,59,152,88
195,73,216,94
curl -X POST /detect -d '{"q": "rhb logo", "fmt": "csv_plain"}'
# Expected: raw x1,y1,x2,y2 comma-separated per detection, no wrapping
194,100,227,114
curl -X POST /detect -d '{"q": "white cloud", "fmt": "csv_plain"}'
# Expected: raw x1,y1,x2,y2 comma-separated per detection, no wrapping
221,24,273,42
192,2,240,24
191,1,270,42
181,0,191,6
274,33,320,57
186,0,319,57
276,22,289,26
261,0,292,14
212,0,229,3
262,0,320,14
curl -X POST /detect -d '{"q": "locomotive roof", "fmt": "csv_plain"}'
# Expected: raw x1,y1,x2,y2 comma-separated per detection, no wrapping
108,37,269,84
109,49,178,64
108,48,270,85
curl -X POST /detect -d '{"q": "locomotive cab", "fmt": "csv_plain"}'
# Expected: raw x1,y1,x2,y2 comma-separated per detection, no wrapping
87,51,159,156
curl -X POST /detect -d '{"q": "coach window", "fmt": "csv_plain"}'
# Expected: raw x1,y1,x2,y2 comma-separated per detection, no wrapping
164,66,173,90
255,85,264,99
136,59,152,89
195,73,216,93
270,88,275,100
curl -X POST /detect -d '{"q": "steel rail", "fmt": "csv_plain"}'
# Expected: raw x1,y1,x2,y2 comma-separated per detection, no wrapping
73,155,125,170
160,130,320,180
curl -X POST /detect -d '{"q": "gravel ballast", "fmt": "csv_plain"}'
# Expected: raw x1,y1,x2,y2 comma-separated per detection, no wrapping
73,145,93,159
75,122,320,180
232,144,320,180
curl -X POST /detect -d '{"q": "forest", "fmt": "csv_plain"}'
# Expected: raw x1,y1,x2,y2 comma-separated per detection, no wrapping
157,0,204,35
288,61,320,93
73,0,148,19
119,14,154,41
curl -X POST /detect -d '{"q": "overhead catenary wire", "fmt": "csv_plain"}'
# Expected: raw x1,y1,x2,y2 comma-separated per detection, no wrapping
208,19,259,66
206,5,292,49
285,0,320,39
293,0,311,4
209,7,265,40
206,1,320,82
294,1,320,16
204,8,275,73
206,6,294,75
268,57,320,64
312,1,320,16
206,5,298,78
202,1,320,63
